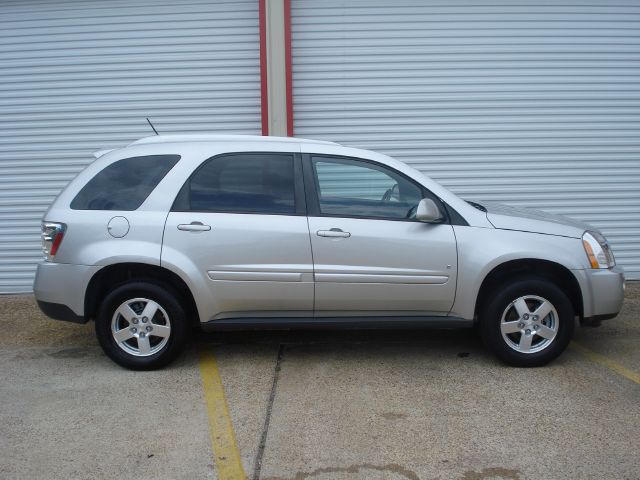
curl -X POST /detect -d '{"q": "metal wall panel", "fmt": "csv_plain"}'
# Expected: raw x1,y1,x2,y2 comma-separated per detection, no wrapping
0,0,261,293
292,0,640,280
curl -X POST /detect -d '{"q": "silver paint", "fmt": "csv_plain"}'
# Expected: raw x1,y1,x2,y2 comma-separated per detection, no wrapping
34,135,625,327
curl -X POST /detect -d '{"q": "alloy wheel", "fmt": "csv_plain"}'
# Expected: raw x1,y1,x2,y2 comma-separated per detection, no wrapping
110,297,171,357
500,295,559,354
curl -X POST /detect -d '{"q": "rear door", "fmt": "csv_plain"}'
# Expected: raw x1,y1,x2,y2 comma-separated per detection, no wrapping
162,152,314,322
304,154,458,316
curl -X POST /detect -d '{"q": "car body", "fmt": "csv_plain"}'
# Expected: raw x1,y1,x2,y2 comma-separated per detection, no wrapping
34,135,625,369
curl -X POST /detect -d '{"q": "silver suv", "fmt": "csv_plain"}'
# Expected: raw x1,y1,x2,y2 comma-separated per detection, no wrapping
34,135,625,369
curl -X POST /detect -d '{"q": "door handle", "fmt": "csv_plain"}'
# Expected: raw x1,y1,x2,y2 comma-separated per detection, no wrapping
178,221,211,232
317,228,351,238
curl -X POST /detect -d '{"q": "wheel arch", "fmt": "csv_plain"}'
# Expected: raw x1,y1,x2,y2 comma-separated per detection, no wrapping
474,258,584,322
85,262,199,325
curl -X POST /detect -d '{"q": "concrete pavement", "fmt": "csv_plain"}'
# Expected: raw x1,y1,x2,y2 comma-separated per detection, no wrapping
1,284,638,479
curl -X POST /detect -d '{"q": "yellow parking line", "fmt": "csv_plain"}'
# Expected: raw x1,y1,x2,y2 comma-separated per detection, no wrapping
199,347,247,480
570,341,640,385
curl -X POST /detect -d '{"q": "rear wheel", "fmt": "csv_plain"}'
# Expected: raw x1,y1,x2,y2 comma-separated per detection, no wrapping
480,277,574,367
95,281,188,370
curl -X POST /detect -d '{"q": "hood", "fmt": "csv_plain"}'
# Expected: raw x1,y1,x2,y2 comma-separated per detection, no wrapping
475,201,594,238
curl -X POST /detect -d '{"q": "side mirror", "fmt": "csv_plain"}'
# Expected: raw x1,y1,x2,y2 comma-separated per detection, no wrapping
415,198,443,223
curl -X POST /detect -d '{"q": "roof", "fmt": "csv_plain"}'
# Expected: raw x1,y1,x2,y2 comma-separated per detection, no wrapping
130,134,339,146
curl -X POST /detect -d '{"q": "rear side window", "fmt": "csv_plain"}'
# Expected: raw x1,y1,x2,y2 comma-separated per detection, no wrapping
172,153,296,214
71,155,180,210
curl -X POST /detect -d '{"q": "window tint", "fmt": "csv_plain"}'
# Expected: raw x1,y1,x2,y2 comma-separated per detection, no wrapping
173,153,296,214
71,155,180,210
312,156,423,220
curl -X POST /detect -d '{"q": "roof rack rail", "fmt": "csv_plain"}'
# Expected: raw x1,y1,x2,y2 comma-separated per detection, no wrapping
130,134,339,146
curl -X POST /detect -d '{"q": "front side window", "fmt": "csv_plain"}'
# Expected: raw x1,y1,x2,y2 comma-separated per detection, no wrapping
312,156,423,220
71,155,180,210
173,153,296,214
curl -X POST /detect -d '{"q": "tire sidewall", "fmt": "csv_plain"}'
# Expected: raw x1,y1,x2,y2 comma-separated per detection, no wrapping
480,277,575,367
95,281,188,370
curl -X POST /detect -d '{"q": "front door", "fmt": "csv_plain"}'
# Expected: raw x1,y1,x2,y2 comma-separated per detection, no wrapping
305,155,458,316
162,152,314,321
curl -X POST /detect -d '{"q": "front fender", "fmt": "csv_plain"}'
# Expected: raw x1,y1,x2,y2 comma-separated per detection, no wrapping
450,226,588,319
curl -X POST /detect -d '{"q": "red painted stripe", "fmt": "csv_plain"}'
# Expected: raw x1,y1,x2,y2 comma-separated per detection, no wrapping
258,0,269,136
284,0,294,136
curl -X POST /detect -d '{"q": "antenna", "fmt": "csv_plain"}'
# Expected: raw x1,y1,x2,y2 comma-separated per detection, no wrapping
146,117,159,135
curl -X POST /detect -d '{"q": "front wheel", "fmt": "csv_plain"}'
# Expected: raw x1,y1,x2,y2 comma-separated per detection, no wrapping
480,277,574,367
95,281,189,370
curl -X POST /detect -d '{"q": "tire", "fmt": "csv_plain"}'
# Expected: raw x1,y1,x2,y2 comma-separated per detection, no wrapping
479,277,574,367
95,281,189,370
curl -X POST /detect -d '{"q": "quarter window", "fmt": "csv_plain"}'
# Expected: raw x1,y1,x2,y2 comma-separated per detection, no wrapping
312,156,423,220
173,153,296,214
71,155,180,210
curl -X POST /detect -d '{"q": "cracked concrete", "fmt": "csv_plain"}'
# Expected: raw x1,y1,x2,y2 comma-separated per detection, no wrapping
262,463,421,480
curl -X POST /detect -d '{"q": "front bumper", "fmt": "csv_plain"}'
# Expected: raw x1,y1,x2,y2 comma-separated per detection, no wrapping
572,266,625,322
33,262,101,323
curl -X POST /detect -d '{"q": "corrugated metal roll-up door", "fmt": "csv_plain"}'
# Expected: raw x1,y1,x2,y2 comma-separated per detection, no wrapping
292,0,640,280
0,0,261,293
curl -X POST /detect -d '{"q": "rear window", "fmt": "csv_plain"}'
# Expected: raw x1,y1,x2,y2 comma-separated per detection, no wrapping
71,155,180,210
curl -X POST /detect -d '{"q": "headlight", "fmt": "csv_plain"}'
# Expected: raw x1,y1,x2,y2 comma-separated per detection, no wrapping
582,231,615,269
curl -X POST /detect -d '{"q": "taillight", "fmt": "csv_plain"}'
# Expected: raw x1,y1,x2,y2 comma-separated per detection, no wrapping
42,222,66,261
